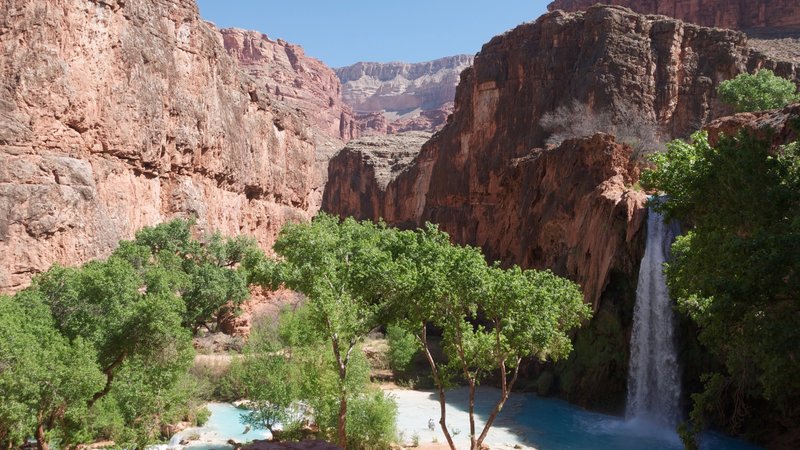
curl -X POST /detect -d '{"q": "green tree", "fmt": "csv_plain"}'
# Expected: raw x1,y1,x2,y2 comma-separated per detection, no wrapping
385,324,419,374
467,265,589,449
237,324,301,435
31,258,191,410
115,220,255,333
235,304,396,448
642,130,800,441
384,224,590,450
717,69,800,112
265,214,395,448
0,294,104,450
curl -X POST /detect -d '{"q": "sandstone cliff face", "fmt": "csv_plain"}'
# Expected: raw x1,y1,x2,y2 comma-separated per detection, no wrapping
322,6,798,410
335,55,473,134
322,132,431,222
0,0,318,292
218,28,356,142
548,0,800,33
326,5,798,306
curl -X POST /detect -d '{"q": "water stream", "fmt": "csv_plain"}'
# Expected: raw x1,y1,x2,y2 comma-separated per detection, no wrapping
626,206,682,426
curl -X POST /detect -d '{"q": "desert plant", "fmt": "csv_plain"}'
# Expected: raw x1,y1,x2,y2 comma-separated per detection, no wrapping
717,69,800,112
540,100,662,160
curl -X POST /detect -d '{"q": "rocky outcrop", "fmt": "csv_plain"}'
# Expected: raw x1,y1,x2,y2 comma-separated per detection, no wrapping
218,28,357,142
547,0,800,33
0,0,319,292
322,6,799,410
322,132,430,222
705,102,800,145
325,5,798,306
336,55,473,134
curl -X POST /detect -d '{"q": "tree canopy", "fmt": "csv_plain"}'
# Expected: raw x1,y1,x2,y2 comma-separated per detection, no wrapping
0,219,260,450
642,130,800,440
381,224,590,450
717,69,800,112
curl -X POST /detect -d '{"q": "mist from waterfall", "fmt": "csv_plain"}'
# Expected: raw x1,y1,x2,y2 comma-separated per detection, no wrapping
626,206,682,427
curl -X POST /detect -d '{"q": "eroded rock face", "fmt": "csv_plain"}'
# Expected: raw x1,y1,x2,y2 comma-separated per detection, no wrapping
322,132,430,222
0,0,318,292
218,28,357,142
322,6,798,410
326,5,797,306
548,0,800,33
336,55,473,134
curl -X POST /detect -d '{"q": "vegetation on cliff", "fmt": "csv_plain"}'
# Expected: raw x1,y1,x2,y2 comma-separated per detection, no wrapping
643,126,800,445
717,69,800,112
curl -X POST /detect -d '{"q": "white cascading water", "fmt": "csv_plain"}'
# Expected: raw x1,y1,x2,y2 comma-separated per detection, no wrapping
626,206,682,427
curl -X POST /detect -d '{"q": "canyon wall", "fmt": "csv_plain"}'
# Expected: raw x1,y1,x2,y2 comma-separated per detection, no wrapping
548,0,800,33
325,4,798,306
0,0,319,292
323,5,798,410
335,55,474,134
218,27,357,142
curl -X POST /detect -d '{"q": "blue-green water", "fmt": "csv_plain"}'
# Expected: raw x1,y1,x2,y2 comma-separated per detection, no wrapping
177,403,269,450
183,396,762,450
512,395,761,450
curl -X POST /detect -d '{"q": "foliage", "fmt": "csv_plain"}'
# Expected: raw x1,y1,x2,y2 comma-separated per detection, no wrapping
0,294,104,450
115,220,257,332
386,324,419,374
344,391,398,450
237,323,301,434
234,304,396,449
717,69,800,112
381,223,590,450
642,129,800,438
2,219,263,450
263,214,397,448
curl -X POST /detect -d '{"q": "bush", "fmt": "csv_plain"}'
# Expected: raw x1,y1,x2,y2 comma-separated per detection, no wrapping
540,100,661,159
345,391,398,450
386,324,419,374
717,69,800,112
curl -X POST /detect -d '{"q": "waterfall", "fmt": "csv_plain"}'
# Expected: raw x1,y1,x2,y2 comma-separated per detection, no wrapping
167,432,182,449
626,206,681,427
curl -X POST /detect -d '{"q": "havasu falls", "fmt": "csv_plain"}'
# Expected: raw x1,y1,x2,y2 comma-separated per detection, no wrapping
626,206,682,427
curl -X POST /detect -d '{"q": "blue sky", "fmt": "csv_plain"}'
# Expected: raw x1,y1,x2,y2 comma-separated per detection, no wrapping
196,1,549,68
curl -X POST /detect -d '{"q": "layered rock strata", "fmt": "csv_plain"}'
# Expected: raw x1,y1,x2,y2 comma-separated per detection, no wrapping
218,28,357,142
548,0,800,33
336,55,473,134
322,132,431,222
0,0,318,292
325,4,798,307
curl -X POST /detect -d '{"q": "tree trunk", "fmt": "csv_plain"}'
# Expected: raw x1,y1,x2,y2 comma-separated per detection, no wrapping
419,324,456,450
468,379,477,450
475,360,521,448
88,351,127,408
330,334,349,449
35,422,48,450
337,394,348,449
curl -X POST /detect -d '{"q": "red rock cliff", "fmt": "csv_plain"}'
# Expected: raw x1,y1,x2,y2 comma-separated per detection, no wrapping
336,55,473,135
218,28,357,142
548,0,800,32
324,5,798,308
0,0,318,292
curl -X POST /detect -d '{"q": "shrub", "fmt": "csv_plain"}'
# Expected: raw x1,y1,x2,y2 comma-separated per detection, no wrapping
345,391,398,450
386,324,419,374
540,100,661,159
717,69,800,112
